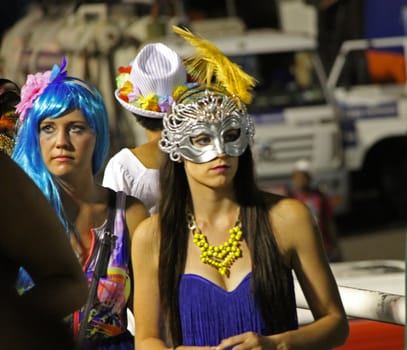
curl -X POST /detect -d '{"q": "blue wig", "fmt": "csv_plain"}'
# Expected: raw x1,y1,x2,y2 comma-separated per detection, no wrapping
12,74,110,230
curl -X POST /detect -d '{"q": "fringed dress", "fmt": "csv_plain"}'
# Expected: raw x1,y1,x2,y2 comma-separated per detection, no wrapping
178,271,298,348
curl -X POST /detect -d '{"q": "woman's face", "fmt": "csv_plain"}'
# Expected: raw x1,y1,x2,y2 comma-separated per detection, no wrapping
39,109,96,180
183,129,239,190
177,117,249,163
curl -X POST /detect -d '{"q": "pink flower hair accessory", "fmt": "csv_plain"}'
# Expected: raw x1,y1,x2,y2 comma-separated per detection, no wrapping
16,57,68,122
16,71,52,122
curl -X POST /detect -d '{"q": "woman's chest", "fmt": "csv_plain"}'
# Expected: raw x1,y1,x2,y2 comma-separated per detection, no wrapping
184,236,252,292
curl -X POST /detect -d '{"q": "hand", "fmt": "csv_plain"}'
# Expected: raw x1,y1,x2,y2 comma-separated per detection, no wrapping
214,332,276,350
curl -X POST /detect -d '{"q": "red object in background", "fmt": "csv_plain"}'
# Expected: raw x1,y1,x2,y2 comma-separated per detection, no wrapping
366,50,406,84
336,320,404,350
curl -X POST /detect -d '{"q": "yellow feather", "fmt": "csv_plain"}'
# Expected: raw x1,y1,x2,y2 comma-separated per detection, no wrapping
173,25,256,104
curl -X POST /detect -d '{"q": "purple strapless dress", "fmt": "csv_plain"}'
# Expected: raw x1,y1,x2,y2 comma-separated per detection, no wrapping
178,272,298,347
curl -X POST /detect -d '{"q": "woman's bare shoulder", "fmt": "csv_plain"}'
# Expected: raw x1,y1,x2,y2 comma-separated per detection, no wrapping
131,214,160,263
264,192,310,222
133,215,160,244
264,193,314,259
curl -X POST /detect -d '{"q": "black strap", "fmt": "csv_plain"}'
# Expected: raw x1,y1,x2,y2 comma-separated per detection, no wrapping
106,189,117,234
76,190,117,349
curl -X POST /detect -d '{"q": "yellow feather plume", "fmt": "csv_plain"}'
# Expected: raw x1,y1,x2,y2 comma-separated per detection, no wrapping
172,25,256,104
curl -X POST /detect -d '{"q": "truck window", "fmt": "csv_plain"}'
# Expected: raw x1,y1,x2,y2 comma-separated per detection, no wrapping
333,45,406,88
231,51,327,113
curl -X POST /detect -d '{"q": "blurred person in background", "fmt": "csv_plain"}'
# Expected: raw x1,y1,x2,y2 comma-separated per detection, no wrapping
103,43,192,215
305,0,364,73
290,159,343,262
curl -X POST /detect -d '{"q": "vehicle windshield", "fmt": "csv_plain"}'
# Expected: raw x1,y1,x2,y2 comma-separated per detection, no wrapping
333,46,406,88
231,51,327,113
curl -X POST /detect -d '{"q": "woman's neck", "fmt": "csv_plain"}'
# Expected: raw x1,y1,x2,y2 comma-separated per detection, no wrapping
190,190,238,224
145,129,162,142
59,176,105,210
61,181,108,234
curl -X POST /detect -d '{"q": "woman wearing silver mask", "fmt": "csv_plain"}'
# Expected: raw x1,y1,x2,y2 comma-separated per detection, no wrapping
131,26,349,350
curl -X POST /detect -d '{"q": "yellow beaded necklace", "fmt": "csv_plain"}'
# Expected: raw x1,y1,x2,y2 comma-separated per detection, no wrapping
188,211,243,276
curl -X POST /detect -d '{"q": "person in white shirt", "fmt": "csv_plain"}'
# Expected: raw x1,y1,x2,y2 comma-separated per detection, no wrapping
103,43,193,215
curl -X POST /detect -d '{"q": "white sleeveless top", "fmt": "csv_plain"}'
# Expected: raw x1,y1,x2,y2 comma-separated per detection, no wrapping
102,148,159,215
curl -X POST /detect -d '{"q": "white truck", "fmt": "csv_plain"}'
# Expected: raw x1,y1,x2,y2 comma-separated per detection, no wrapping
327,36,407,218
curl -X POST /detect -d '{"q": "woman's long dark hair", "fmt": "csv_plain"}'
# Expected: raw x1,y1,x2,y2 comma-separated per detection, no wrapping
158,147,296,347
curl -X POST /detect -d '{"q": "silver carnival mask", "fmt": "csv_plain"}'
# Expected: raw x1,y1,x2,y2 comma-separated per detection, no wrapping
159,88,255,163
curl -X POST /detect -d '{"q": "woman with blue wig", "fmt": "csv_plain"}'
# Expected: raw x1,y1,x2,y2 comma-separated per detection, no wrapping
12,58,147,350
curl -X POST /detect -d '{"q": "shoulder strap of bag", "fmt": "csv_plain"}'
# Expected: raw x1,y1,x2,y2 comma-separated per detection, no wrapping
106,189,117,234
76,189,117,349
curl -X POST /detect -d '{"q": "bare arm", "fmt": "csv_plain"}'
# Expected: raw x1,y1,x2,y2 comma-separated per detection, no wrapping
125,195,148,240
270,198,348,349
215,197,348,350
0,153,88,318
132,216,169,350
